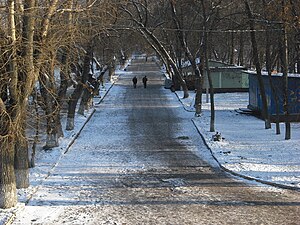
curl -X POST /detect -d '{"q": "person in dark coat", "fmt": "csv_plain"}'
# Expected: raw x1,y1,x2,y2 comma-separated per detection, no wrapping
132,76,137,88
142,76,148,88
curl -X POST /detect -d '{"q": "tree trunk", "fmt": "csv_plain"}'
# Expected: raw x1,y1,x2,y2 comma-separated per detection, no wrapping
238,33,244,66
14,131,29,189
39,70,59,149
14,0,36,186
263,0,280,134
244,0,271,129
14,102,29,188
0,141,17,209
200,0,214,128
230,32,235,65
0,100,17,209
78,46,93,115
7,0,31,193
266,45,280,135
78,88,92,115
66,44,92,130
30,88,40,168
34,0,60,146
56,52,71,138
296,39,300,73
194,71,203,116
281,0,291,140
66,64,84,130
170,0,201,113
56,77,67,138
56,0,74,137
108,60,116,82
66,82,83,130
55,104,64,138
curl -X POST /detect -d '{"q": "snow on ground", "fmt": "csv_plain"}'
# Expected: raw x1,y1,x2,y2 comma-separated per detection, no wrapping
1,60,299,224
0,64,130,225
178,91,300,190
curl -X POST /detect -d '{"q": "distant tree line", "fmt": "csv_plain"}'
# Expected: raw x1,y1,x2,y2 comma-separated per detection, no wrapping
1,0,299,209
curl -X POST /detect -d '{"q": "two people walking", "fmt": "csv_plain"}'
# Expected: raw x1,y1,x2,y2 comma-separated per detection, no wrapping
132,76,148,88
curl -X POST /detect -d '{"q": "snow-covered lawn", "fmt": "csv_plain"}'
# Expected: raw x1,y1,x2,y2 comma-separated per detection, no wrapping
179,91,300,189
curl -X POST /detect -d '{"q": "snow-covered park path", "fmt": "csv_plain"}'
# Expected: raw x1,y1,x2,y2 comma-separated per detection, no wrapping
12,60,300,225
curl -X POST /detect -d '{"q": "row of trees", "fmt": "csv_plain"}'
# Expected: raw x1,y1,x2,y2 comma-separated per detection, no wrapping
120,0,299,137
0,0,129,209
0,0,299,209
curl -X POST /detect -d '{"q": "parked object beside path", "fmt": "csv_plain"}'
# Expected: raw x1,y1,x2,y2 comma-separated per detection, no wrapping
142,76,148,88
212,132,223,141
132,76,137,88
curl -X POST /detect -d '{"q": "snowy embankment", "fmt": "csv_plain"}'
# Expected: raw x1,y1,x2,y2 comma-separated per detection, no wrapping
178,91,300,190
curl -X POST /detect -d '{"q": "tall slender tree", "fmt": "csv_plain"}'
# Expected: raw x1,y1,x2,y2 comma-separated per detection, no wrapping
281,0,291,139
244,0,271,129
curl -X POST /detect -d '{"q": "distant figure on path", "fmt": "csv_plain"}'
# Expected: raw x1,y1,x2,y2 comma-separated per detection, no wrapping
132,76,137,88
142,76,148,88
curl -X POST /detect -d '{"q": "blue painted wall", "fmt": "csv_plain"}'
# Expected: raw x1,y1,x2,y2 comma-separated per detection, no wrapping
248,73,300,115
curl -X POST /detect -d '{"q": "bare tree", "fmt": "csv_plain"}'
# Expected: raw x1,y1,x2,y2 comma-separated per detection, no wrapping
200,0,216,132
121,0,189,98
262,0,281,134
0,0,91,208
244,0,271,129
169,0,202,114
281,0,291,139
0,0,36,208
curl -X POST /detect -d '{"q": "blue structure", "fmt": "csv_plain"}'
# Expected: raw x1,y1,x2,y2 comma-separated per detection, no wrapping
246,71,300,121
